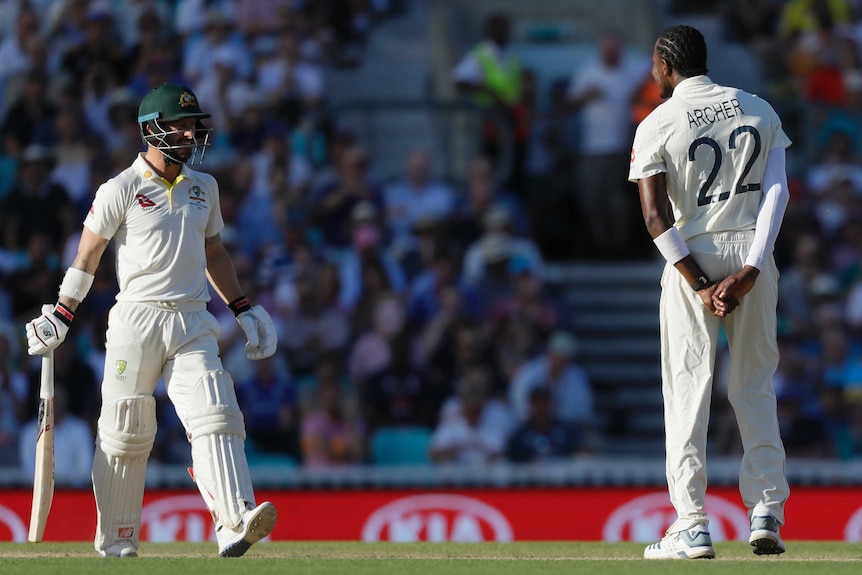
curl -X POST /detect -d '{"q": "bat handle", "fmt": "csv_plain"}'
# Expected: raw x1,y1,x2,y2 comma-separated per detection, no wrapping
40,350,54,399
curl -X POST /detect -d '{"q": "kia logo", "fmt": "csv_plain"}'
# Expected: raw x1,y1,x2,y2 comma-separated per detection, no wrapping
141,495,215,542
602,492,750,542
843,506,862,541
0,505,27,542
362,494,513,542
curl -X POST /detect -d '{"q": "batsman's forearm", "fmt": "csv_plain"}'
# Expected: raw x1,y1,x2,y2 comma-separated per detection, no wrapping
206,250,244,305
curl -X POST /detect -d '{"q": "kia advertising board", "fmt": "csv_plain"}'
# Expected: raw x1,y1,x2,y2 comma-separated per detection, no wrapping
1,487,861,542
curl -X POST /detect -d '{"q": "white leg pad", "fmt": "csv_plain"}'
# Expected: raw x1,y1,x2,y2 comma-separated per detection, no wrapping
187,370,255,530
93,395,157,554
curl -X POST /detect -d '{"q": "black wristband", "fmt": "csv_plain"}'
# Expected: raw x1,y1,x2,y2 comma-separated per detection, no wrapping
691,275,711,291
52,302,75,326
228,296,251,317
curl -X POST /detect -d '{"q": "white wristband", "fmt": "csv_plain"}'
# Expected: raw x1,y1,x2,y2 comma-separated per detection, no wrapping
58,267,95,302
653,227,690,265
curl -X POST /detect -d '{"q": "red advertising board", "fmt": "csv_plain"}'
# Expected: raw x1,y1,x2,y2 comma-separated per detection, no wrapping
0,487,860,543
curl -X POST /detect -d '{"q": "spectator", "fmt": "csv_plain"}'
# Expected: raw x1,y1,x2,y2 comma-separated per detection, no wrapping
300,358,366,468
248,126,313,204
408,241,480,329
59,6,129,85
0,328,26,467
362,332,430,430
0,70,55,150
4,232,63,319
50,107,98,215
489,255,560,381
429,363,514,464
19,384,94,486
309,144,383,252
452,11,528,196
182,10,251,88
383,148,456,257
278,264,351,377
461,203,544,286
450,154,529,250
0,145,76,253
508,331,594,435
347,293,405,385
337,201,406,313
256,28,326,128
566,29,651,258
236,353,300,459
0,6,39,109
506,386,584,462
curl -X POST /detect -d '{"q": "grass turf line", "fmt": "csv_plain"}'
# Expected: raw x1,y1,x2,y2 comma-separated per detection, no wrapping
0,542,861,574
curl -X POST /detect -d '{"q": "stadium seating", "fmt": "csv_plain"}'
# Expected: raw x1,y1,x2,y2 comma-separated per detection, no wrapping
370,426,433,465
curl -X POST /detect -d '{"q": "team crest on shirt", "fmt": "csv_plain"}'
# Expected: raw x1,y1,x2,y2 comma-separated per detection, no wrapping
188,185,207,209
116,360,127,375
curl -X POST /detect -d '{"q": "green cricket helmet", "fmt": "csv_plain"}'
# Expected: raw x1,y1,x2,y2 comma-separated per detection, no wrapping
137,83,212,165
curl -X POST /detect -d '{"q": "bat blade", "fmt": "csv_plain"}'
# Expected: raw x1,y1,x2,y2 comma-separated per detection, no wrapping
28,351,55,543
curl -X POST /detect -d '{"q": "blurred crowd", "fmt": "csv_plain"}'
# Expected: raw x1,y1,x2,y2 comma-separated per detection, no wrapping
705,0,862,460
3,0,862,485
0,0,596,483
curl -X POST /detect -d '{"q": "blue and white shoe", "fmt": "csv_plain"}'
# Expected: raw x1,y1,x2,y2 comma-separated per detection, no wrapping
644,527,715,559
750,515,785,555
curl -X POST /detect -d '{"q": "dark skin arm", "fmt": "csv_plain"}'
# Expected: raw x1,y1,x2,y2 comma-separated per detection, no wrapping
714,266,760,303
637,173,737,317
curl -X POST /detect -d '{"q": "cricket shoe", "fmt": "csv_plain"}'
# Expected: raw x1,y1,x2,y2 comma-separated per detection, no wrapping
99,541,138,558
749,515,785,555
218,501,278,558
644,527,715,559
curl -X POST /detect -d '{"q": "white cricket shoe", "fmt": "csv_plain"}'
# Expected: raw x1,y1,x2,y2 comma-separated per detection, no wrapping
749,515,785,555
644,527,715,559
99,541,138,558
217,501,278,558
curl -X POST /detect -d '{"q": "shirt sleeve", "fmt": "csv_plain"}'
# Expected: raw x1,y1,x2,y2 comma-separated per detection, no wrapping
83,179,126,240
202,173,225,238
628,113,667,182
452,51,481,84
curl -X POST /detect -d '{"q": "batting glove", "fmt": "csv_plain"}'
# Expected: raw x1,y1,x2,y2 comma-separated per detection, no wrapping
236,305,277,360
26,303,73,355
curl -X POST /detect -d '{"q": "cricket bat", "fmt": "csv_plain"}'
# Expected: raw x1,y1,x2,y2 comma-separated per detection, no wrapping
28,349,55,543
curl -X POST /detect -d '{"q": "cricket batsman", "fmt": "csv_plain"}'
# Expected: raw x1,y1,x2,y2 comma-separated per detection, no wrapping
25,83,278,558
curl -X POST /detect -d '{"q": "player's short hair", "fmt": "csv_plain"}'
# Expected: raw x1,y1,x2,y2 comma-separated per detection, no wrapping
656,25,708,78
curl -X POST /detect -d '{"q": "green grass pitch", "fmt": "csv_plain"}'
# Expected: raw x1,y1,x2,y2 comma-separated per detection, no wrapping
1,541,861,574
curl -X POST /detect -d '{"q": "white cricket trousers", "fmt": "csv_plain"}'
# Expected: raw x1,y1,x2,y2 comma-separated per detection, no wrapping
101,301,223,408
660,231,788,535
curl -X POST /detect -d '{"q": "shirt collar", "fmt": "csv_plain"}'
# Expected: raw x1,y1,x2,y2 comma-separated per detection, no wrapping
133,154,192,184
673,75,713,95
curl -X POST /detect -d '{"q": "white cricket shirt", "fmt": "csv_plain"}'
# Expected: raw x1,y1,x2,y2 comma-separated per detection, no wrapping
629,75,791,240
84,155,224,303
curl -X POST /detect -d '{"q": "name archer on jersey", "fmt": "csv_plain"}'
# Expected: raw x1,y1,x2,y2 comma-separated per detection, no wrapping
687,98,743,129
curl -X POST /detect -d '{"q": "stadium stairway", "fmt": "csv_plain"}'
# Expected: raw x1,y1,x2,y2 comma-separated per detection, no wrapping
324,0,443,181
546,261,666,455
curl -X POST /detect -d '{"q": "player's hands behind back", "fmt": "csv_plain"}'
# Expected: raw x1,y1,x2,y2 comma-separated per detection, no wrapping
26,304,69,355
711,266,759,317
236,305,277,360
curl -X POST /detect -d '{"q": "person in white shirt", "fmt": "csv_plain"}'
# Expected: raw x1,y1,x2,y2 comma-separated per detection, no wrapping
508,331,593,431
24,83,277,559
429,364,514,464
383,148,455,254
629,25,790,560
567,30,651,258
